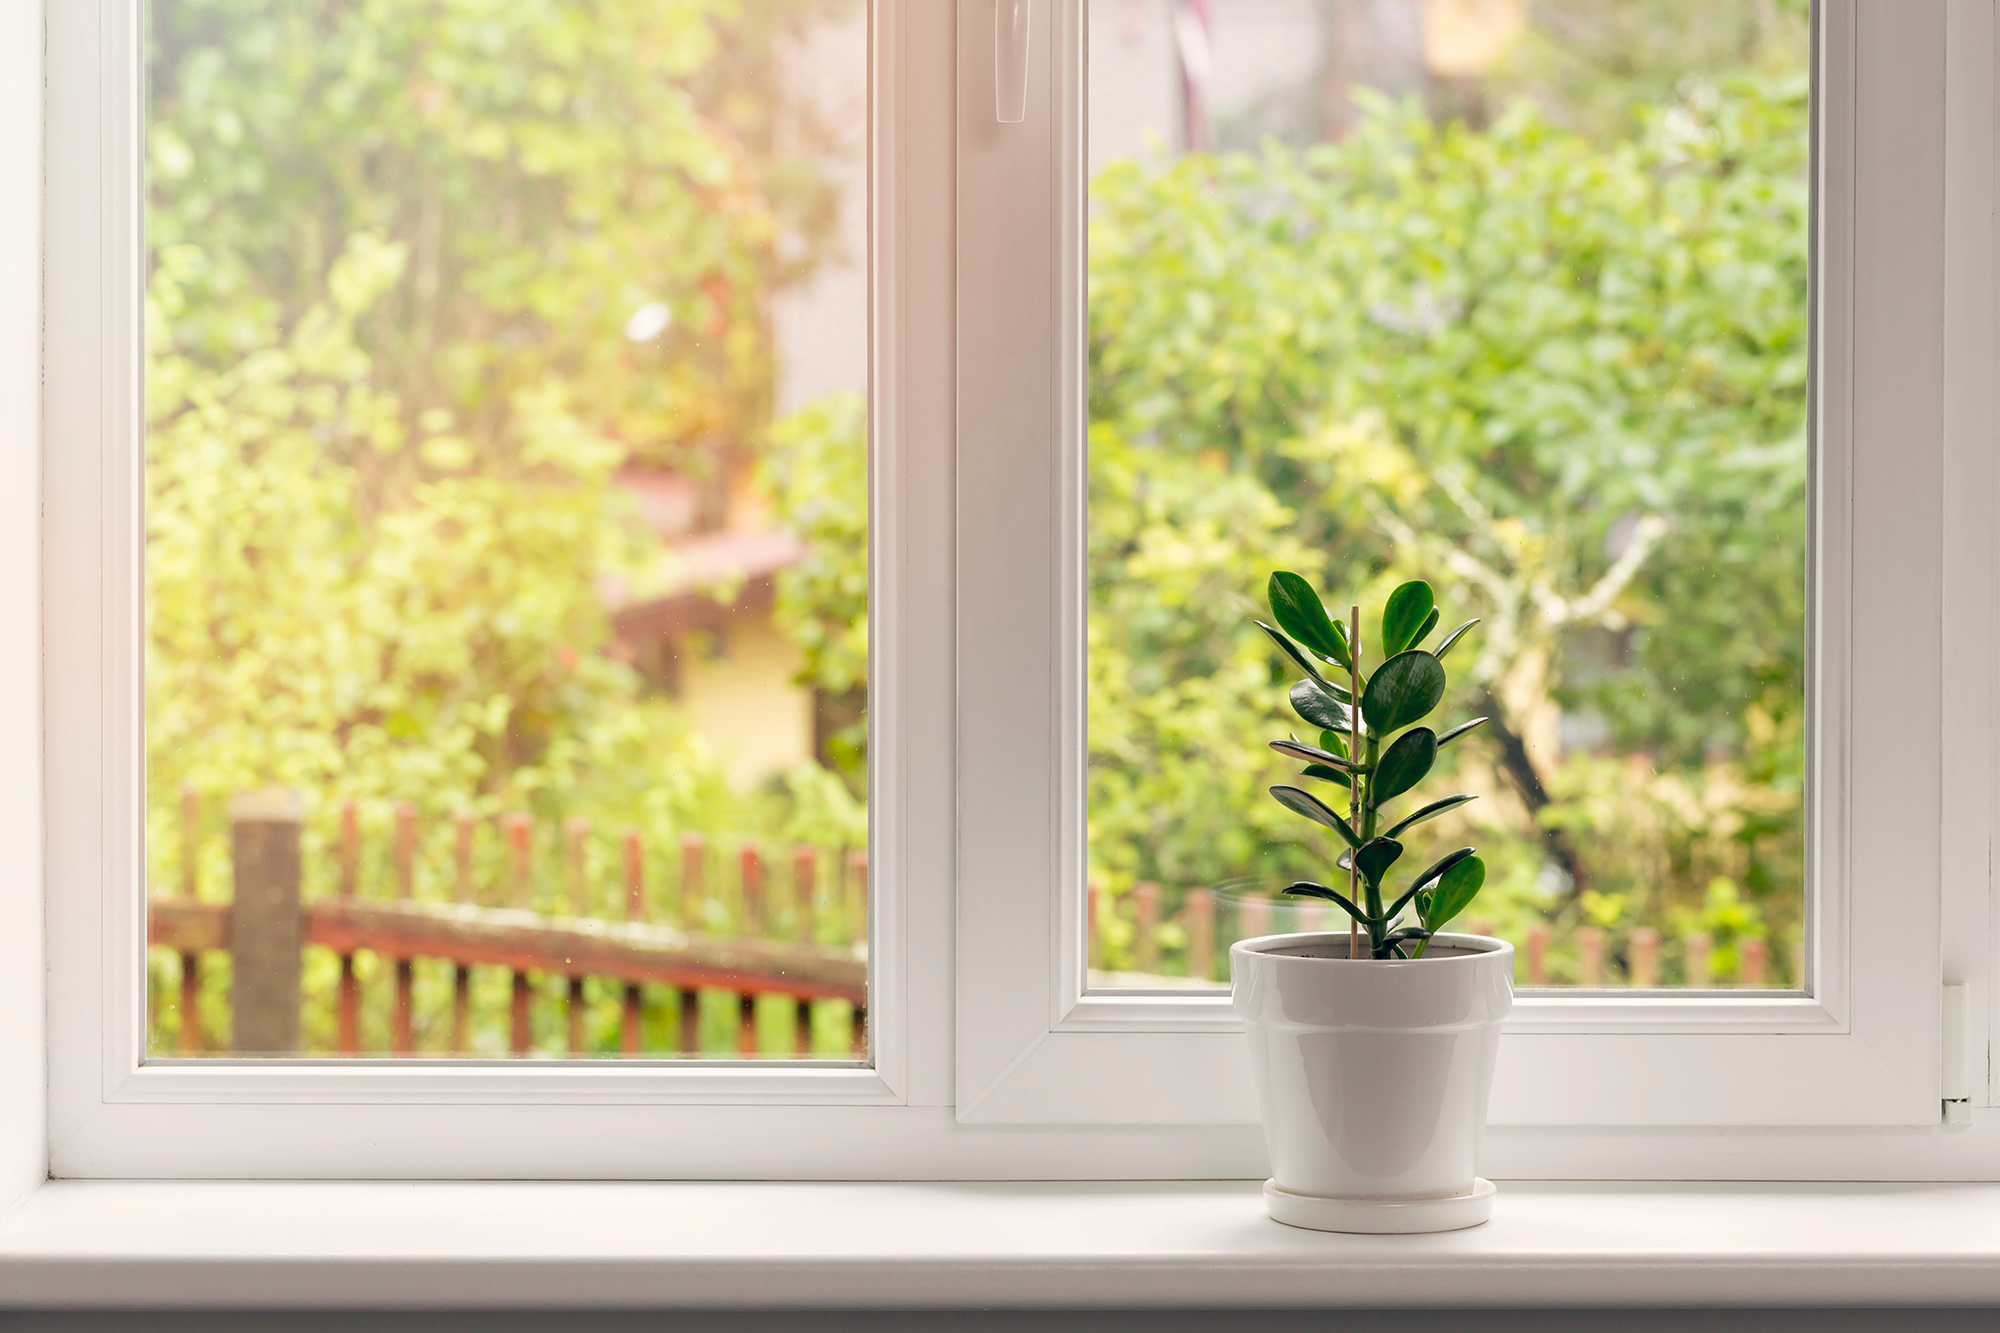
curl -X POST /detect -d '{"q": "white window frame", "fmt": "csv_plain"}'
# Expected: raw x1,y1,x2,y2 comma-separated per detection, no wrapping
956,0,2000,1167
16,0,2000,1189
42,0,941,1179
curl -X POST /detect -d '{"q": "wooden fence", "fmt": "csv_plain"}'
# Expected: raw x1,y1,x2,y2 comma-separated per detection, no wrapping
150,789,868,1058
1088,883,1798,989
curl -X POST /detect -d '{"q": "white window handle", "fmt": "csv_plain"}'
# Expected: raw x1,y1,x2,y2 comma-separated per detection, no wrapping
996,0,1029,123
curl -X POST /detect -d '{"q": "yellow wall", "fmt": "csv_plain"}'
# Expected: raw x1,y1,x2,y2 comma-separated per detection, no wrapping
681,609,815,790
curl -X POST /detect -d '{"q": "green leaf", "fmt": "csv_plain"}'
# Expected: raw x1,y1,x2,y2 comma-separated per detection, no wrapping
1269,785,1361,848
1316,729,1350,758
1361,650,1447,734
1268,572,1350,668
1371,726,1437,803
1383,926,1434,948
1383,792,1477,840
1436,717,1488,748
1281,881,1367,924
1433,618,1480,661
1258,623,1346,696
1268,739,1360,772
1289,679,1351,732
1301,763,1351,788
1354,836,1403,885
1420,855,1486,933
1380,580,1436,658
1406,846,1477,899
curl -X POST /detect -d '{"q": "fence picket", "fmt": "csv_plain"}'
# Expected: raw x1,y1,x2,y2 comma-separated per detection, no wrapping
1577,927,1603,986
454,812,475,904
740,845,765,935
681,833,707,931
1629,927,1660,988
158,792,876,1061
1739,936,1768,989
793,845,818,944
1133,882,1160,974
1186,888,1214,983
1685,932,1713,989
564,816,591,917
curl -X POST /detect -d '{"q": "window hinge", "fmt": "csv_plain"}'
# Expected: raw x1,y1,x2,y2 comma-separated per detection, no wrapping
1943,982,1972,1125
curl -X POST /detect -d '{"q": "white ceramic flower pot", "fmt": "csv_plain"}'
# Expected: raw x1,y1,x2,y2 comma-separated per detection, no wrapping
1230,930,1514,1234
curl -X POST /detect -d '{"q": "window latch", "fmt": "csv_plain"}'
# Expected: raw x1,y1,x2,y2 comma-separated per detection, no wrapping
1944,982,1972,1125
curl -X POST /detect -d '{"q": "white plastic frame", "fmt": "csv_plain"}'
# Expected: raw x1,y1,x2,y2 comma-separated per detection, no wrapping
45,0,930,1175
957,0,1976,1133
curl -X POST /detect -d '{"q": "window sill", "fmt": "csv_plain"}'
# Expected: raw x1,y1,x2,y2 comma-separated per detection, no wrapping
4,1179,2000,1310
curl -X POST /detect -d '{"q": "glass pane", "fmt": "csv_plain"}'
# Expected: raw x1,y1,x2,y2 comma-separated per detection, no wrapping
144,0,871,1058
1086,0,1809,991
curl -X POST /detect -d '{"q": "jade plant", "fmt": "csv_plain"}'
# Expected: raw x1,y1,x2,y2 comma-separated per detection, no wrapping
1257,572,1489,960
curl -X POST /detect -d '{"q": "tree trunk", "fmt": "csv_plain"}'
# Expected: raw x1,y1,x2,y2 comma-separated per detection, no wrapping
1477,691,1589,899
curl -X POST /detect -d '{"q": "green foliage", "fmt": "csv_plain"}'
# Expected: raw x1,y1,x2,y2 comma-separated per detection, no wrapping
144,0,869,912
1086,71,1809,969
761,391,870,788
1269,576,1488,959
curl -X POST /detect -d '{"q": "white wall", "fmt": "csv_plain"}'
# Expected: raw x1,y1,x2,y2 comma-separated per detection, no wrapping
1,0,46,1210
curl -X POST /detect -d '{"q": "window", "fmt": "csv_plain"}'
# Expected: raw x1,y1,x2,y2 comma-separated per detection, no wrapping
957,0,1992,1152
45,0,932,1178
30,0,2000,1185
141,0,873,1066
1084,1,1811,997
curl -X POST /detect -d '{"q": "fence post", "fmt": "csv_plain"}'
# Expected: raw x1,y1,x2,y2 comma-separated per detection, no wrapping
1629,927,1660,988
335,799,361,1055
1685,932,1713,988
1577,927,1603,986
1186,888,1214,983
229,789,304,1056
1525,924,1549,986
680,833,707,932
1132,882,1160,975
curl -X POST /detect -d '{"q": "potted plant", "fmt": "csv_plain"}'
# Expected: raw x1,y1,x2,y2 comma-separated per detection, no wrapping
1231,571,1513,1234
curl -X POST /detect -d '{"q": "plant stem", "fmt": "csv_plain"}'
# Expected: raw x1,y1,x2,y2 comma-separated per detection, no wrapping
1349,604,1361,961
